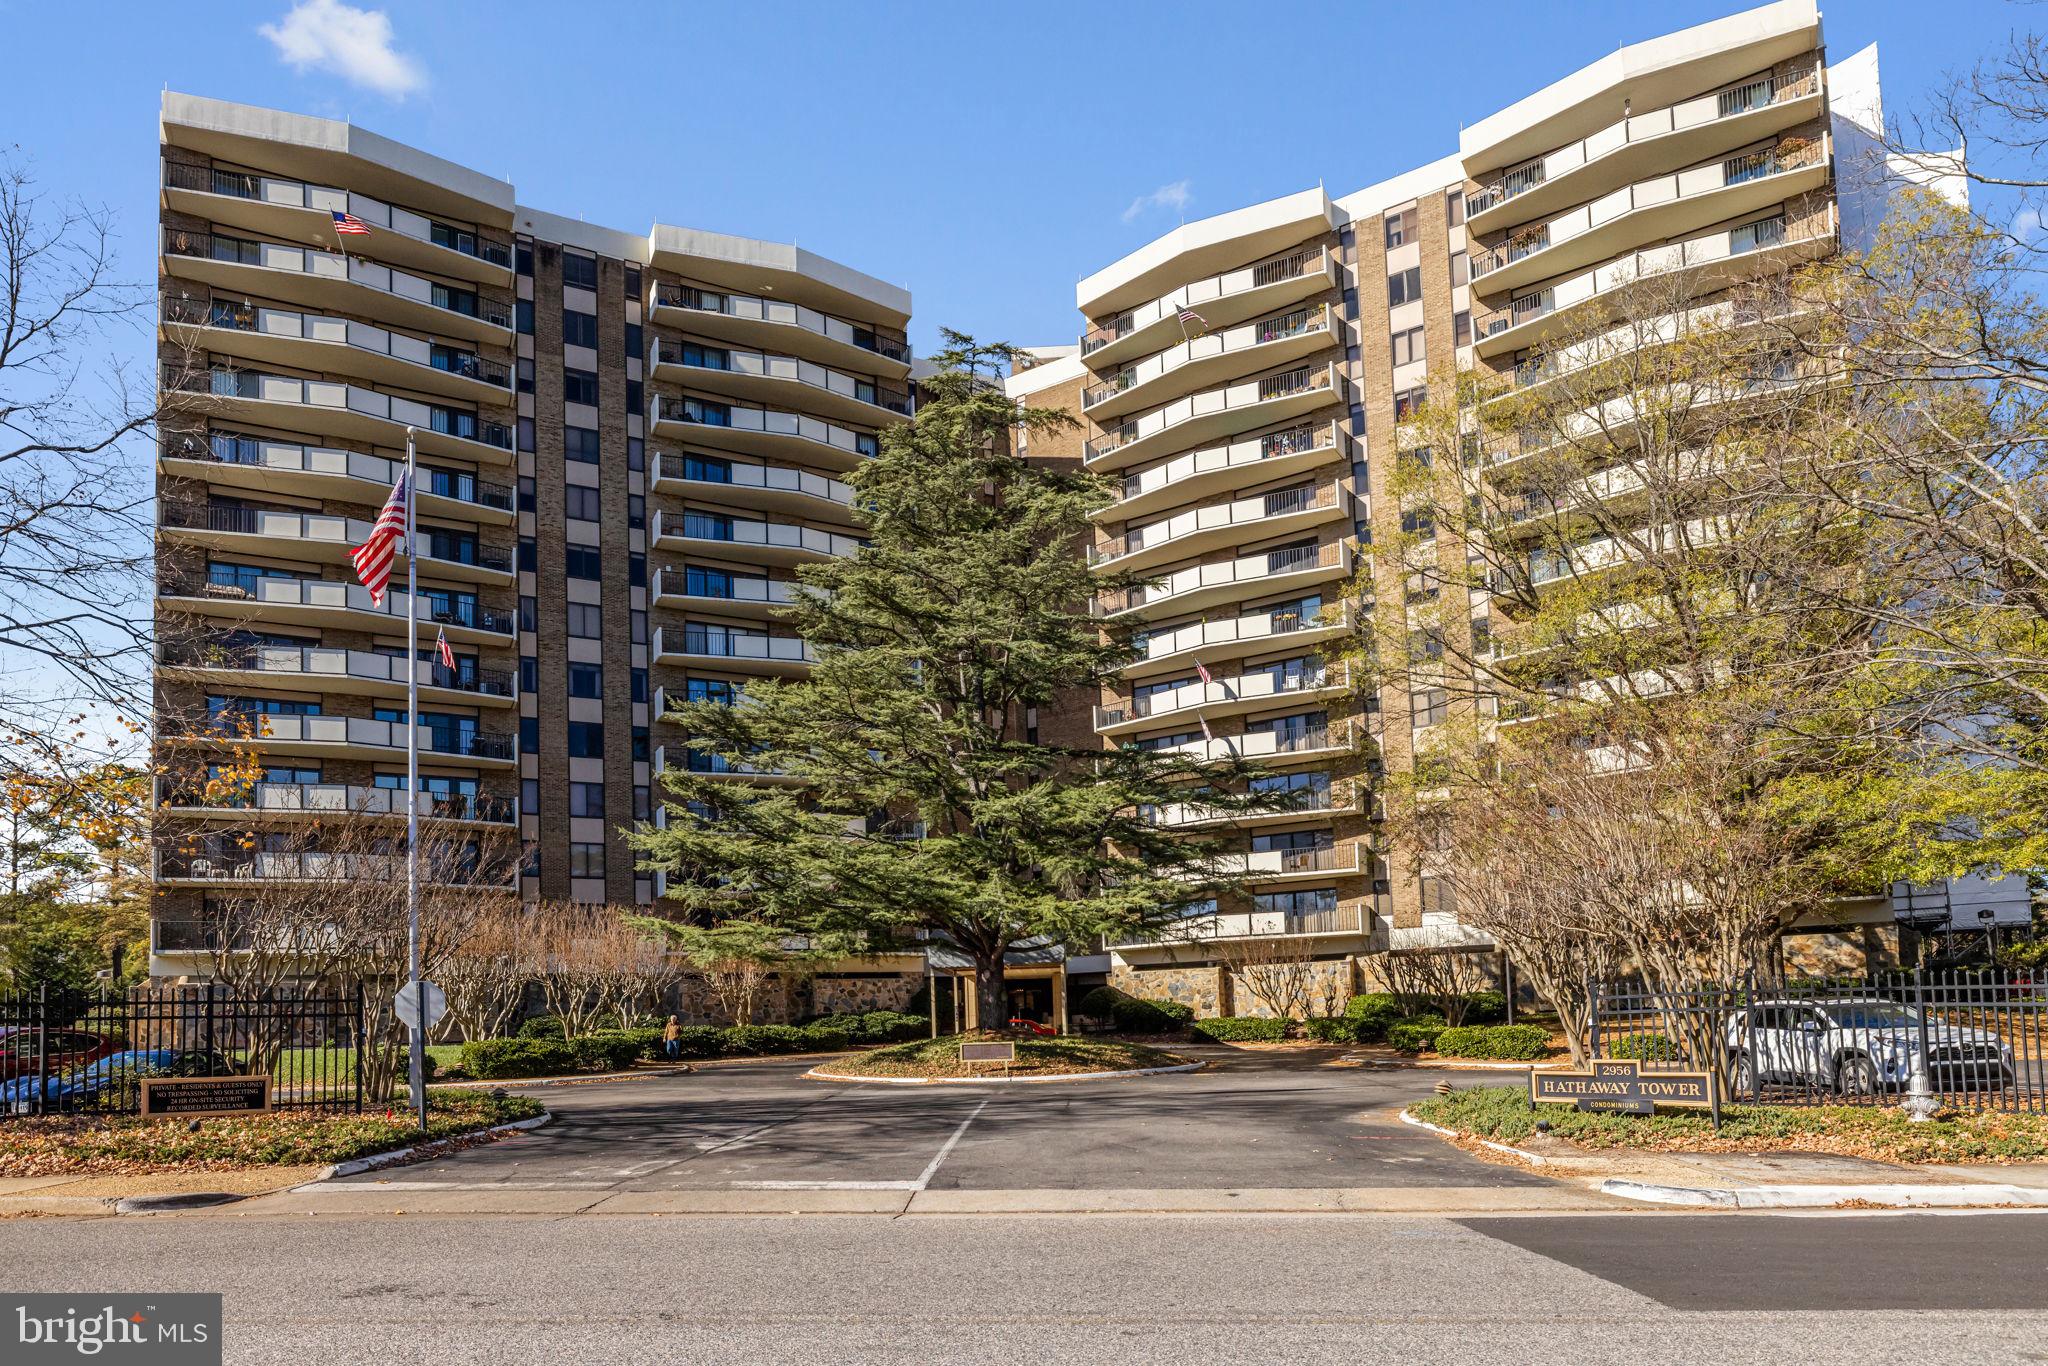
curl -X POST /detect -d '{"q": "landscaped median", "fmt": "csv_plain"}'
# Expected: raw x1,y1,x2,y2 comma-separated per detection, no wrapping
0,1090,545,1178
1409,1084,2048,1165
808,1032,1198,1083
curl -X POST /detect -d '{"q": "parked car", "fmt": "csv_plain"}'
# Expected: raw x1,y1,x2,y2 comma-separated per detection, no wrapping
0,1047,234,1113
1724,998,2014,1095
0,1027,114,1080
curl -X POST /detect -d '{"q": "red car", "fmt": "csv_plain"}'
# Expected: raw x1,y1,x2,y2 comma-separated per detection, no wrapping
0,1028,116,1080
1007,1018,1056,1037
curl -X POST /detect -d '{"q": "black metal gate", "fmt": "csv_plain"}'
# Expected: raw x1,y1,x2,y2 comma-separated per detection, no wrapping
1589,968,2048,1114
0,984,368,1118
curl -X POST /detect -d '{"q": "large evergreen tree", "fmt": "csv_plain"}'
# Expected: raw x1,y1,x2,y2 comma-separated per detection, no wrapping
632,333,1284,1027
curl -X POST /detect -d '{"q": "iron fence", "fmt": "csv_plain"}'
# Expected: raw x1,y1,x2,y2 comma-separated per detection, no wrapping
1588,968,2048,1114
0,985,367,1119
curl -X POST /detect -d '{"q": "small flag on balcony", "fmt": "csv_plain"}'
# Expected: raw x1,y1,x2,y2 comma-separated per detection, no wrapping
351,470,410,606
436,628,456,672
1199,712,1214,743
1194,658,1213,685
331,210,372,237
1175,301,1207,339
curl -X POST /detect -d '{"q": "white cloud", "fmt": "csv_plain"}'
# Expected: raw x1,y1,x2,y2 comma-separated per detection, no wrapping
1122,179,1192,225
2010,204,2045,247
260,0,426,100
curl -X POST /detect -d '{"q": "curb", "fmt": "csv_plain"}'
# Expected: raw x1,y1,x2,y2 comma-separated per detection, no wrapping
303,1111,553,1184
804,1061,1206,1086
1350,1057,1565,1072
115,1191,247,1216
1599,1178,2048,1210
429,1066,692,1090
1398,1107,1550,1166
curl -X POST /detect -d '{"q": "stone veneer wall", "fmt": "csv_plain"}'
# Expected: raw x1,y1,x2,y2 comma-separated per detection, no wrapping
1109,962,1227,1018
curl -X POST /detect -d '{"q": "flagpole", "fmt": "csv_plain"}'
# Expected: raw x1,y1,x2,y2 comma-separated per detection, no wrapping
403,426,426,1134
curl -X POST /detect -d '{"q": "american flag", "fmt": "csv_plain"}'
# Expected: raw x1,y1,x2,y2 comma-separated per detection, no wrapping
351,470,410,605
435,628,456,672
1176,301,1207,332
1194,658,1213,685
332,210,372,237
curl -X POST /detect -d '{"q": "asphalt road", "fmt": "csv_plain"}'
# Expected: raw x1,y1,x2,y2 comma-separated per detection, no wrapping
347,1050,1550,1194
3,1211,2045,1364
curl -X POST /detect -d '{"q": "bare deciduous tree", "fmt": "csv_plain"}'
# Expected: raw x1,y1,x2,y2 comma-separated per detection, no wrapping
1214,933,1322,1021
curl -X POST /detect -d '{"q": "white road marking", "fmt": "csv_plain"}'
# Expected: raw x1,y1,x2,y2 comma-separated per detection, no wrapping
731,1096,992,1193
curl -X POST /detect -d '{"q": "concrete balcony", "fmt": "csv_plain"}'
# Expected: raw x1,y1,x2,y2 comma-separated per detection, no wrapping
652,566,799,620
650,395,879,473
162,294,511,405
160,642,516,708
163,367,514,467
1132,722,1353,768
1467,131,1830,301
161,161,513,286
1081,245,1338,371
650,339,910,427
1106,421,1347,523
174,713,516,768
159,573,516,646
154,848,516,891
1084,362,1342,473
1093,540,1351,623
1466,62,1823,235
651,624,814,675
650,508,859,566
1091,480,1347,575
159,503,513,586
1109,899,1364,949
1472,210,1835,359
651,744,800,786
651,452,857,524
1145,777,1356,831
1123,603,1351,681
161,227,512,346
1078,186,1335,319
1083,303,1337,424
1175,843,1366,888
649,282,911,377
157,780,516,827
159,431,514,525
1095,664,1350,736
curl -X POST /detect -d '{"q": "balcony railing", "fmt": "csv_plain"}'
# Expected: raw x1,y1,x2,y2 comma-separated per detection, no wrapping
653,339,911,415
161,228,514,330
157,849,513,888
160,779,514,823
184,712,514,761
653,567,795,607
161,641,513,698
654,452,854,508
1466,63,1823,218
1083,304,1331,411
650,282,910,365
1079,245,1331,355
653,625,814,665
162,162,514,269
160,503,512,573
164,572,516,635
1095,665,1338,730
1091,481,1339,564
1092,540,1347,617
161,430,513,512
162,294,511,389
164,367,513,451
649,395,880,461
1085,364,1336,463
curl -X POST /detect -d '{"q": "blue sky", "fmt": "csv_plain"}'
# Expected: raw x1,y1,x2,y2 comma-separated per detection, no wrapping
0,0,2024,354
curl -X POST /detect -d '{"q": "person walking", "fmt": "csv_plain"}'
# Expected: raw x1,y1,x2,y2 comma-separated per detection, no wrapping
662,1014,682,1062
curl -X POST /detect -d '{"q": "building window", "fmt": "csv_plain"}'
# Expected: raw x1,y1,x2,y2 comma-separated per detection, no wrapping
627,494,645,529
1388,267,1423,307
518,416,535,453
631,609,647,645
516,358,535,395
632,667,648,704
516,300,534,336
517,476,536,513
1453,310,1472,348
1420,873,1458,915
569,842,605,879
519,595,537,631
1383,206,1417,249
1393,387,1427,420
1400,505,1435,537
568,663,603,698
1446,189,1465,228
625,322,643,360
564,368,600,406
521,777,539,812
627,437,645,472
517,539,536,573
624,265,641,298
565,426,601,463
516,243,534,277
565,485,602,521
561,253,598,290
519,716,538,754
1390,326,1425,368
1450,251,1469,288
562,310,598,348
519,658,536,693
568,602,602,638
568,722,604,758
569,782,604,817
626,379,644,416
633,784,650,821
631,725,650,763
1412,687,1448,728
629,552,646,588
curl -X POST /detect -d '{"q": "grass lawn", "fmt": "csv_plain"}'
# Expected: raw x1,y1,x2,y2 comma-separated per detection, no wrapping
0,1089,543,1177
269,1045,465,1088
825,1032,1190,1079
1411,1084,2048,1164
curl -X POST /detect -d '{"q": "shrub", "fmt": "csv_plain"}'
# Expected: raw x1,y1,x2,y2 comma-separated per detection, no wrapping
1434,1024,1551,1061
668,1026,723,1060
1386,1016,1447,1053
420,1051,439,1082
1076,986,1122,1020
1342,992,1404,1041
858,1011,927,1042
460,1038,575,1080
799,1024,852,1052
1110,995,1194,1034
515,1015,566,1040
717,1024,807,1056
1190,1016,1289,1042
1606,1033,1678,1063
567,1033,644,1073
1301,1017,1358,1043
1460,991,1508,1025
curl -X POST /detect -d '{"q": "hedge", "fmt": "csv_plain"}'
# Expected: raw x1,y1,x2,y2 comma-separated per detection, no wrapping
807,1011,928,1043
1605,1033,1679,1063
515,1014,567,1040
1189,1015,1288,1042
1342,993,1404,1042
1385,1016,1448,1053
459,1037,577,1079
1459,991,1508,1025
1432,1024,1551,1061
1301,1017,1358,1043
1080,988,1194,1034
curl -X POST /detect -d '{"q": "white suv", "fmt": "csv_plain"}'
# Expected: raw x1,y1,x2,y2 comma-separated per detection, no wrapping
1724,997,2014,1095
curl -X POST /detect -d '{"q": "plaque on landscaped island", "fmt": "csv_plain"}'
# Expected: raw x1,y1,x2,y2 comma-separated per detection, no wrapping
140,1075,273,1118
958,1041,1015,1063
1530,1058,1714,1115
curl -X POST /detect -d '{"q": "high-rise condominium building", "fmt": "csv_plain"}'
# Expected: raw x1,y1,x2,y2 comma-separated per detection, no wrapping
150,94,911,976
1011,0,1913,1009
